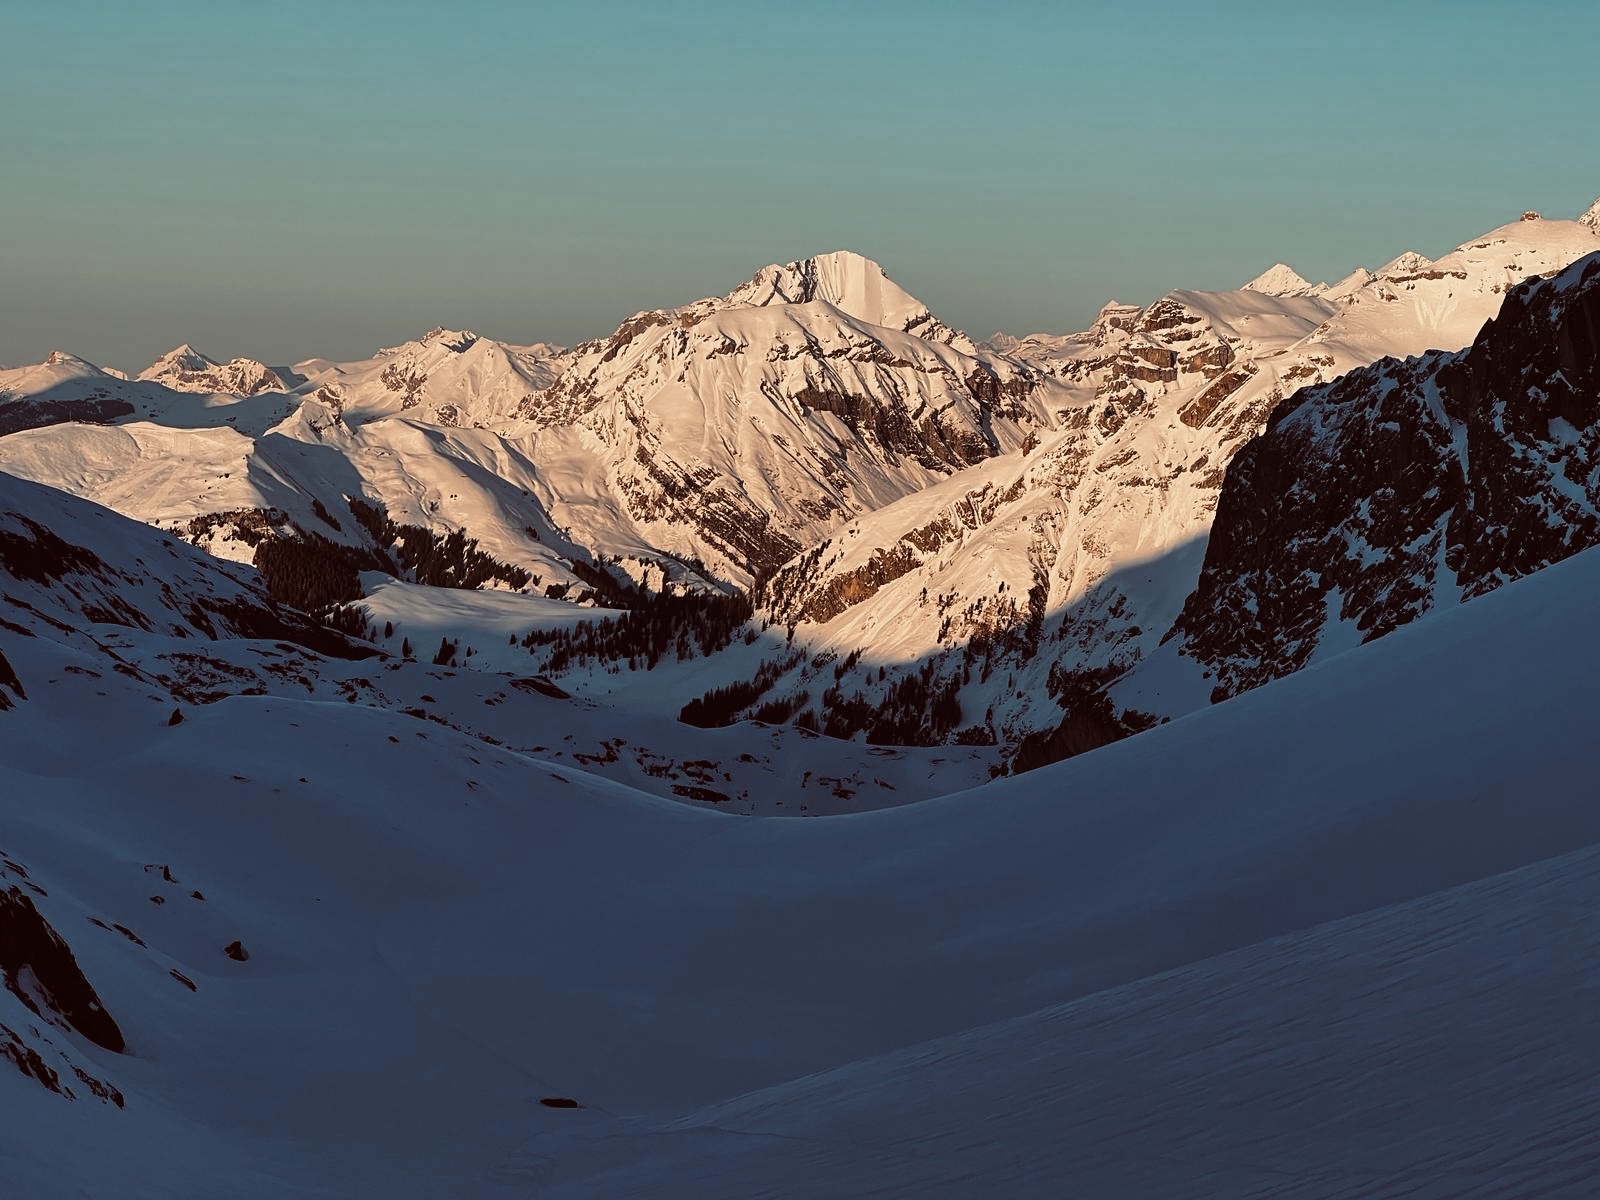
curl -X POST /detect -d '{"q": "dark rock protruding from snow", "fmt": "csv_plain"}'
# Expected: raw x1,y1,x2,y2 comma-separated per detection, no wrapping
1172,251,1600,701
0,648,24,711
224,940,250,962
0,886,126,1053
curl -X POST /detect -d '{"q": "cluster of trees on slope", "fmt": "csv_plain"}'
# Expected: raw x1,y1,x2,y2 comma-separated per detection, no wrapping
521,588,753,674
252,533,388,618
346,498,530,591
190,499,533,641
678,650,805,727
676,644,979,745
811,655,971,744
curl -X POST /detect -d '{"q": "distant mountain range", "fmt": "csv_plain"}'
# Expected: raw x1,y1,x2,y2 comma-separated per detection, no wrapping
3,200,1599,767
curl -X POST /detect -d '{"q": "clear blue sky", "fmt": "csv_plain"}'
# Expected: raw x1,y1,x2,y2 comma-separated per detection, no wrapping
4,0,1598,371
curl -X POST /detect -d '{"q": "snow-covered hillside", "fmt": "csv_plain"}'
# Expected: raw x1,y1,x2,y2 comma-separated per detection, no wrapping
4,467,1599,1195
0,468,991,812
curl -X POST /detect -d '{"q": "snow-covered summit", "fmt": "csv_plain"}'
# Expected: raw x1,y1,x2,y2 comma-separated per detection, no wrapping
1579,195,1600,230
1241,262,1316,297
376,327,482,357
144,343,211,372
139,344,288,397
721,250,960,342
40,349,106,374
0,352,134,436
291,328,564,427
1376,250,1433,277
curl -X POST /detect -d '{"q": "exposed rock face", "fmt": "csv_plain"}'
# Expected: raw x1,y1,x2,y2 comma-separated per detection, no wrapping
0,648,24,711
1173,251,1600,702
0,886,125,1053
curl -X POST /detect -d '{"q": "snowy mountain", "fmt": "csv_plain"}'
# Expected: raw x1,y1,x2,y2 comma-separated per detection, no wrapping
1241,261,1318,297
0,331,613,596
7,185,1600,1193
4,204,1600,765
1168,248,1600,701
741,208,1600,754
722,249,973,346
293,327,566,428
137,345,289,397
0,253,1054,599
0,349,297,439
0,351,141,435
516,251,1060,584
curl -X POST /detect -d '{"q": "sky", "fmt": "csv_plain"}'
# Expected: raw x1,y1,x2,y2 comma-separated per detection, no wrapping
4,0,1599,372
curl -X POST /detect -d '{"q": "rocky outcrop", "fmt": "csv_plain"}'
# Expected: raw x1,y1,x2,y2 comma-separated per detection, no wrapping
0,886,125,1053
0,649,24,711
1172,251,1600,702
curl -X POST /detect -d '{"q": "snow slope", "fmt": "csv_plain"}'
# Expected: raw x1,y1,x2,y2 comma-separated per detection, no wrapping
3,463,1600,1194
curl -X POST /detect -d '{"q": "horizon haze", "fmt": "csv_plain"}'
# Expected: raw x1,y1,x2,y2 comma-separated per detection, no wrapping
5,0,1600,372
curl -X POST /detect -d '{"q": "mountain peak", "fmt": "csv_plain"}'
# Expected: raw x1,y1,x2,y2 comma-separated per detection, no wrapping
726,250,937,334
1580,196,1600,230
136,344,286,396
419,328,481,352
1377,250,1432,276
147,344,215,372
1242,263,1315,297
